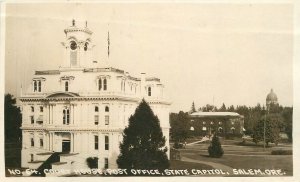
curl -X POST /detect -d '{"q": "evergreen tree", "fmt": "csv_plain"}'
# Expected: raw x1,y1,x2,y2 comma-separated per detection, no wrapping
117,99,169,175
219,103,227,112
170,111,189,143
190,101,196,113
228,105,235,112
253,114,281,146
5,94,22,142
208,134,224,158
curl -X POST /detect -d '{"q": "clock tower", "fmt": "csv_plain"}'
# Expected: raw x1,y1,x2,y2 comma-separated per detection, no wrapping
60,20,95,69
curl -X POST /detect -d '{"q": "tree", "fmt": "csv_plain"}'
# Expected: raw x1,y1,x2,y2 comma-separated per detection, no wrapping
253,114,281,146
208,134,224,158
5,94,22,142
190,101,196,113
228,105,235,112
218,103,227,112
170,111,189,143
117,99,169,174
281,107,293,142
199,104,217,112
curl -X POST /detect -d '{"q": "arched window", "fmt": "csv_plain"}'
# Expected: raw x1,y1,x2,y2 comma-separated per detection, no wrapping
105,106,109,112
65,81,69,92
218,127,223,133
148,87,151,96
63,109,70,125
231,127,235,133
98,79,102,91
95,106,99,112
103,78,107,90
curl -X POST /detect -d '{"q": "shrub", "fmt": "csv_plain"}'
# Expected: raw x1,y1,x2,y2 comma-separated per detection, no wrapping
208,135,224,158
271,150,292,155
174,141,184,149
86,157,98,169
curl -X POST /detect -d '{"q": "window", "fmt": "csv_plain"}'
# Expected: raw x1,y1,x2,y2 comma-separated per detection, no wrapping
40,106,43,112
70,41,77,50
94,135,99,150
40,139,43,148
65,81,69,92
31,138,34,147
123,81,126,92
104,158,108,169
33,81,37,92
105,136,109,150
84,42,88,51
105,106,109,112
30,116,34,124
105,115,109,125
103,78,107,90
95,106,99,112
231,121,234,125
63,109,70,125
30,154,34,162
38,81,41,92
218,127,223,133
218,121,222,125
94,115,99,125
210,121,214,125
98,79,102,91
202,127,207,131
148,87,151,96
31,106,34,112
202,121,206,125
231,127,235,133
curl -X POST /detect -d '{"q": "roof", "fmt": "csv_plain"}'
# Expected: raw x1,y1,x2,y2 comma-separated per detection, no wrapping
266,89,278,101
190,111,241,117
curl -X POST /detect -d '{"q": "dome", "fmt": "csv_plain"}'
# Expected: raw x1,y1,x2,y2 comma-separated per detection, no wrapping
266,89,278,102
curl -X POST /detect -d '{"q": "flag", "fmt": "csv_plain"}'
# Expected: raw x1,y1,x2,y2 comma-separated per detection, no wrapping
108,31,110,58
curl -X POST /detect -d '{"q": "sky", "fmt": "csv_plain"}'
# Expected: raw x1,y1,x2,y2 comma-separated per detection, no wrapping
4,2,294,112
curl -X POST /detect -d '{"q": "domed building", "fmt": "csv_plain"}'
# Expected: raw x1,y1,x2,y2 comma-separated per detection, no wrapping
266,89,278,109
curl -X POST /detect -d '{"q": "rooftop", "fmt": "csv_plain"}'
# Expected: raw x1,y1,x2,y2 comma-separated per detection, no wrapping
190,111,241,117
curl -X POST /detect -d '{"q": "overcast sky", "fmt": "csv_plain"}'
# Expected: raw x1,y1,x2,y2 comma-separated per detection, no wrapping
4,2,293,112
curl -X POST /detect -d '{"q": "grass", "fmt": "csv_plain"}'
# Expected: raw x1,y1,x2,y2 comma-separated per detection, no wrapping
170,160,212,170
181,144,293,176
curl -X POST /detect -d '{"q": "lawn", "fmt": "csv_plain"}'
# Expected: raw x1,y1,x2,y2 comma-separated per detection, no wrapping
179,140,293,176
170,160,212,170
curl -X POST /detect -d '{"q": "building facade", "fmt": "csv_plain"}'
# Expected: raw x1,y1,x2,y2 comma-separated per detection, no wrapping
189,112,244,137
19,20,170,173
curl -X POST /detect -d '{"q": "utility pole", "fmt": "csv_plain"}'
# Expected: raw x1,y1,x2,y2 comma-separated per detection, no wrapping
263,107,268,151
264,111,266,150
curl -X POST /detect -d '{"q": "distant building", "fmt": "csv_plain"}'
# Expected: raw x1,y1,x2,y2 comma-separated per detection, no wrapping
189,112,244,136
266,89,279,110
